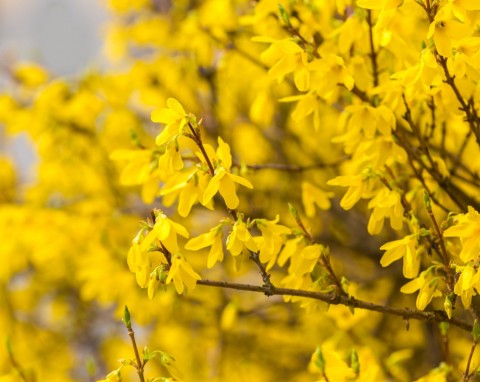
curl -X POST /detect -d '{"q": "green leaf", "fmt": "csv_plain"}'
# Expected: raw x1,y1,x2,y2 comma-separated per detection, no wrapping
278,4,291,26
122,305,131,329
473,319,480,342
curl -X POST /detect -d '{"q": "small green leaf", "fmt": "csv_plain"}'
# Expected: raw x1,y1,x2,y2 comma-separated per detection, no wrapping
351,349,360,374
473,319,480,342
423,190,432,212
314,346,325,373
122,305,131,329
288,203,299,219
278,4,291,26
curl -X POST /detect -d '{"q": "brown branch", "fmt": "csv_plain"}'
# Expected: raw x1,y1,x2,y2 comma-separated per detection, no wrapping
367,10,379,87
242,159,347,172
127,325,146,382
463,340,477,381
425,195,455,293
196,279,473,332
437,56,480,146
187,122,215,176
182,155,347,172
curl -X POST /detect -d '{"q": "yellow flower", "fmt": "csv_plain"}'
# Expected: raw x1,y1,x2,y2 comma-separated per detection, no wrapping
185,224,224,268
255,215,291,270
292,244,323,276
13,62,49,87
110,148,160,203
453,264,480,308
400,271,442,310
301,182,334,217
226,217,258,256
158,142,184,175
427,13,472,58
147,211,190,254
147,211,189,254
278,236,305,268
309,54,355,94
152,98,188,145
367,188,404,235
252,36,310,91
443,206,480,263
327,172,377,210
380,235,420,278
160,170,212,217
166,254,201,294
203,137,253,209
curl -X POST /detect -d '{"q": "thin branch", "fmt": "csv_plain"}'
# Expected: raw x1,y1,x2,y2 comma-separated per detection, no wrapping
451,130,473,178
196,279,473,332
182,155,347,172
241,159,347,172
366,10,379,87
463,340,477,381
437,56,480,146
425,196,455,294
127,325,146,382
187,123,215,176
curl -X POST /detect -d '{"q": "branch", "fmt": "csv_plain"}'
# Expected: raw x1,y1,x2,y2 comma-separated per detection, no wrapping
367,10,379,87
196,279,473,332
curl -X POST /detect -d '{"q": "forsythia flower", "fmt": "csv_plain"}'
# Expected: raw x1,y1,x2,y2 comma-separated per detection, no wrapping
203,137,253,209
443,206,480,263
185,223,224,268
158,142,184,175
292,244,324,276
166,254,201,294
367,188,404,235
152,98,188,145
301,182,333,217
453,264,480,308
427,12,472,57
252,36,310,91
144,211,190,254
110,149,160,203
400,271,442,310
13,62,49,87
309,344,356,381
254,215,291,270
226,217,258,256
327,172,377,210
380,235,420,278
160,170,212,217
309,54,355,94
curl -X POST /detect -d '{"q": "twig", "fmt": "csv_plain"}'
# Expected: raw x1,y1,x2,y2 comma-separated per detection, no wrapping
366,10,379,87
463,340,477,381
425,194,455,293
181,155,347,172
124,307,146,382
196,279,473,332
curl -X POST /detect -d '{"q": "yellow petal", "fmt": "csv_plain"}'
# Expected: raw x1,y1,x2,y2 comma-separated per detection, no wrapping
166,97,186,115
203,171,223,205
219,174,240,209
